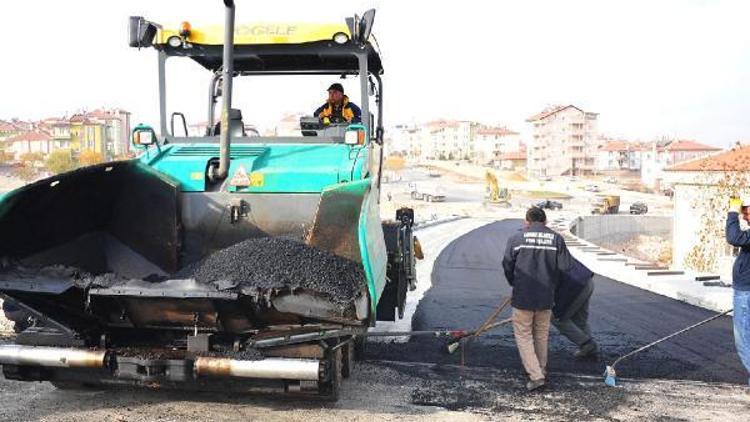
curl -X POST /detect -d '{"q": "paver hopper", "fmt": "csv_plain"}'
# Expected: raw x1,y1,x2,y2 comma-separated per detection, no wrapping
0,2,418,400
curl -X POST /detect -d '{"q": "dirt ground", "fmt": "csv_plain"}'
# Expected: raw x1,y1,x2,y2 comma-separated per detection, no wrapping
0,359,747,422
599,234,673,266
0,174,24,193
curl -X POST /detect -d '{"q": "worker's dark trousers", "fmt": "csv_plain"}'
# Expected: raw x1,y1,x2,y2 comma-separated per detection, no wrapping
734,289,750,386
552,280,595,347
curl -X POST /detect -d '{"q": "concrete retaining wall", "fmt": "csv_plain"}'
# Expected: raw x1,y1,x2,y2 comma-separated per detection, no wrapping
570,215,672,244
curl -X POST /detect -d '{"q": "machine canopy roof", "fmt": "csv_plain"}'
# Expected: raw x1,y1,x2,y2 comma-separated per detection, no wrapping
156,22,383,74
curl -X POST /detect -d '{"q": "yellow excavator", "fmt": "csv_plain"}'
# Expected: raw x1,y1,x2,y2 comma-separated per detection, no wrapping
485,171,511,207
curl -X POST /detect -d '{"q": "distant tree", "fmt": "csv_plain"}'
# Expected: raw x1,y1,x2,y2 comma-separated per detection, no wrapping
383,156,406,171
0,149,12,164
19,152,45,164
79,150,105,167
45,149,77,174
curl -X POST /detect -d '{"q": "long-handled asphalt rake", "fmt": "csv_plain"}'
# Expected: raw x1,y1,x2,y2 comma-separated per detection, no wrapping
447,296,512,354
603,308,733,387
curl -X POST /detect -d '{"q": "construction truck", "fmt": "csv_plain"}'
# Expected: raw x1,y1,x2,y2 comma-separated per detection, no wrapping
591,194,621,214
0,3,419,400
485,171,511,207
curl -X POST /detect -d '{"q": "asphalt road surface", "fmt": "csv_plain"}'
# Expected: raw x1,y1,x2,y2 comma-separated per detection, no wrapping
370,219,746,384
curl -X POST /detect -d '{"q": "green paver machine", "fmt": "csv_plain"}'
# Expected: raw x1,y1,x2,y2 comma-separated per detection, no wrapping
0,1,418,400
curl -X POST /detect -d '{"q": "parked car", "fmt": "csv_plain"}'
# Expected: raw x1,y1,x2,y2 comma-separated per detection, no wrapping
630,201,648,215
584,184,601,192
603,176,617,183
538,175,552,182
535,200,563,210
662,187,674,198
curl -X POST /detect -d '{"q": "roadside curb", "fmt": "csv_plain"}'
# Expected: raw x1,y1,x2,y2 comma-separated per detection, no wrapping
414,215,468,231
550,218,733,313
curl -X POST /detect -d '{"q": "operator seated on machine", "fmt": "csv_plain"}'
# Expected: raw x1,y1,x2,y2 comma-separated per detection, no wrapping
314,83,362,125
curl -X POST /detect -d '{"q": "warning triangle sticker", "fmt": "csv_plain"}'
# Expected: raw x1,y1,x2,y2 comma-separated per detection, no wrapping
230,165,251,186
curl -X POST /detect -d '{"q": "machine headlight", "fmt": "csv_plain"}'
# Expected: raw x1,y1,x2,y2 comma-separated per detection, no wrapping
167,36,183,48
345,129,365,145
333,32,349,44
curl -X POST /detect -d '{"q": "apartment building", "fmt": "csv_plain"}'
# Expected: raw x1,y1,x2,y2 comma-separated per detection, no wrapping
67,109,132,159
641,139,721,189
6,131,59,159
423,120,476,160
86,109,132,157
384,124,417,157
0,120,26,142
526,105,600,177
595,139,650,171
473,127,521,165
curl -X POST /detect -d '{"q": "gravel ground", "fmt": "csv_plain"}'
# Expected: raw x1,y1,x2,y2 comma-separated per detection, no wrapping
0,359,746,421
599,234,672,266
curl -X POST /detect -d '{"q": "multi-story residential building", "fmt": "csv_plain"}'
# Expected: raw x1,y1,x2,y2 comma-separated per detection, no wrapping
1,109,131,162
596,139,629,171
526,105,600,177
423,120,476,160
87,109,132,157
38,118,73,152
68,109,132,159
595,139,649,171
473,127,521,165
6,131,60,159
69,114,105,156
641,139,721,189
383,124,413,156
0,120,25,142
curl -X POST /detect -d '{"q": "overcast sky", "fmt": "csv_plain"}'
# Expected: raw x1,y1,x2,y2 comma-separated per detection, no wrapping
1,0,748,147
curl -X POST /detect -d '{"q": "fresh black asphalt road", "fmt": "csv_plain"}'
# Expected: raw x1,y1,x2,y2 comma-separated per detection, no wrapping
370,219,746,384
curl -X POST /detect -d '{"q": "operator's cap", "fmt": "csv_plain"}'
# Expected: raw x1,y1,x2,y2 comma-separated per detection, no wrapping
327,83,344,93
743,197,750,208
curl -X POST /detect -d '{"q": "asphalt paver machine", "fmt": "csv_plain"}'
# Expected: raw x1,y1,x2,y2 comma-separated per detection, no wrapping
0,1,418,400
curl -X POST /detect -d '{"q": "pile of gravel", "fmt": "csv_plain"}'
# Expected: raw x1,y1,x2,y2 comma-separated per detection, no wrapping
185,237,367,305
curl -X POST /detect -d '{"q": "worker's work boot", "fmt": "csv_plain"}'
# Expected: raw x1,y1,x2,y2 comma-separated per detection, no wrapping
526,378,546,391
574,340,598,358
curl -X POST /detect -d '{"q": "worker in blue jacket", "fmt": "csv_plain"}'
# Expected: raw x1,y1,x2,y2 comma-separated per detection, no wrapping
725,196,750,388
503,207,572,391
552,257,598,358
